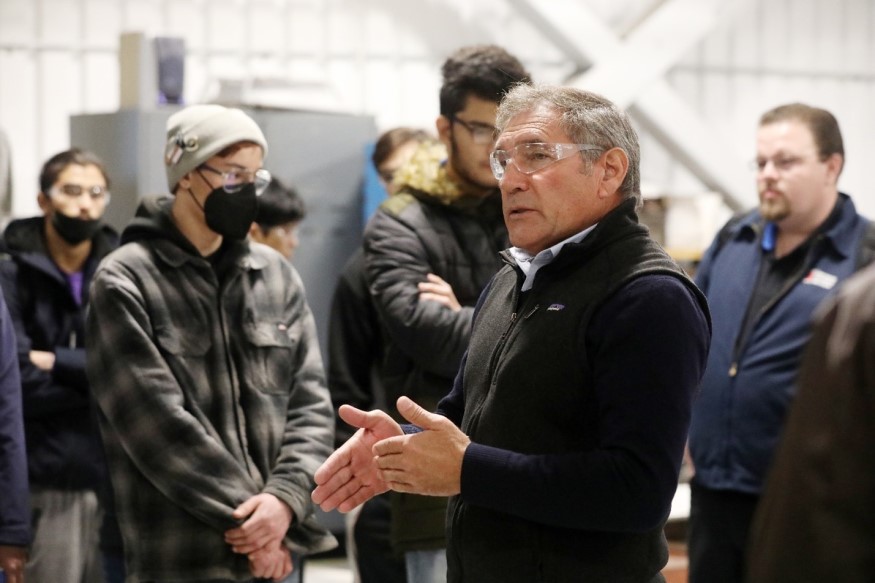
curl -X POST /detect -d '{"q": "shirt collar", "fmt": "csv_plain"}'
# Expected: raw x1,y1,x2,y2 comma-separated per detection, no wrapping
509,223,598,290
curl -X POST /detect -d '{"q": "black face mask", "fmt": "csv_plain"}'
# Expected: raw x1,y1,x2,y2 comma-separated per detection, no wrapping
195,182,259,240
52,212,102,245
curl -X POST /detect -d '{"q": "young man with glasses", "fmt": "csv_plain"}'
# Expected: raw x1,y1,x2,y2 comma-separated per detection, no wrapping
85,104,336,583
354,44,529,583
687,103,874,583
0,148,118,582
314,83,711,583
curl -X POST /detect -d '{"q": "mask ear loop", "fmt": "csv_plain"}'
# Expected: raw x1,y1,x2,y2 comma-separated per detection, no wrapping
187,167,215,213
186,187,205,212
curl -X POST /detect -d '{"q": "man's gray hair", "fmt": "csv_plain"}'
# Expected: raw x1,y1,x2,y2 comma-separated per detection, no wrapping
496,84,640,200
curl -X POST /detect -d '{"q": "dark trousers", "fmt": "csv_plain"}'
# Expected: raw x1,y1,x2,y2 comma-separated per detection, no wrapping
355,493,407,583
687,482,759,583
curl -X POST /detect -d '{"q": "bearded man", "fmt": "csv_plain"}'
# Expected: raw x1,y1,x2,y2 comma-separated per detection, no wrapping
687,103,874,583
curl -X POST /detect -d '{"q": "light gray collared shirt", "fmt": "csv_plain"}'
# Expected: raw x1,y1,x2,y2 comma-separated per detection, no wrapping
508,223,598,291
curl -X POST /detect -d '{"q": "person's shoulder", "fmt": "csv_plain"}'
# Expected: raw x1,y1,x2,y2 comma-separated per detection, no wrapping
377,191,421,218
600,274,709,340
618,272,696,302
96,239,158,276
248,241,300,281
714,208,759,247
617,272,705,316
365,193,434,239
248,240,287,263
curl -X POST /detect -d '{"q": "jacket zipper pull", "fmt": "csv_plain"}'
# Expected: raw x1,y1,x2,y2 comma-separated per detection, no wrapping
69,331,77,349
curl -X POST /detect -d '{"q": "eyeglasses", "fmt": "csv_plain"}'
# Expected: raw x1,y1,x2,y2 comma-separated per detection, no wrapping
489,143,603,180
200,164,271,196
451,117,498,145
53,183,111,203
750,156,809,173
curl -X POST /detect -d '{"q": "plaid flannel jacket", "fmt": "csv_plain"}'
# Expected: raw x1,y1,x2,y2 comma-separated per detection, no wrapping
86,208,335,582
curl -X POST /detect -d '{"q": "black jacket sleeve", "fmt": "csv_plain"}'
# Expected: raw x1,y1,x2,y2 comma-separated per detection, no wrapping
327,250,385,447
0,287,31,546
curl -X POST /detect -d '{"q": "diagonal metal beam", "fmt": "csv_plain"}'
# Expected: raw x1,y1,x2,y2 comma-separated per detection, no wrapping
506,0,756,210
575,0,749,109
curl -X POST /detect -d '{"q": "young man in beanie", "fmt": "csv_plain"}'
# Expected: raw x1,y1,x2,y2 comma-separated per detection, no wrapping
86,104,336,582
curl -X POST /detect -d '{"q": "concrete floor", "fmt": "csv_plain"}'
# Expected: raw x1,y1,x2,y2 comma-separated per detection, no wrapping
303,547,691,583
304,555,353,583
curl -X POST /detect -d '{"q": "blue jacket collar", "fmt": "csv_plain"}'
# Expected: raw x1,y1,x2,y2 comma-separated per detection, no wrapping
730,192,859,259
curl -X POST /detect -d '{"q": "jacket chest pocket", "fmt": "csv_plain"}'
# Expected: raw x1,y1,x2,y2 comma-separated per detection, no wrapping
155,324,212,358
154,324,213,403
242,320,297,395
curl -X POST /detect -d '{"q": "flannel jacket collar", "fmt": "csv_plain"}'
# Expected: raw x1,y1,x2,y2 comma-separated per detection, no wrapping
150,236,268,273
125,193,268,273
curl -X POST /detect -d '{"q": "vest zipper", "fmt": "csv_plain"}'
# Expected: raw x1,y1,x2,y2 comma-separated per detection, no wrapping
487,311,517,386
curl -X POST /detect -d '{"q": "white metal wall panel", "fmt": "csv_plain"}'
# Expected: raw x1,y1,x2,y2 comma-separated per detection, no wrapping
668,0,875,218
1,0,874,221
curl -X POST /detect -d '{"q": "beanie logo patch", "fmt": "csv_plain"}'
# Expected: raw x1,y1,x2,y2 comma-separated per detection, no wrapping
165,132,199,166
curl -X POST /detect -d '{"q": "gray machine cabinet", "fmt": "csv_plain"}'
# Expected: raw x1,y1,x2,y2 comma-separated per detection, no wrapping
71,108,377,363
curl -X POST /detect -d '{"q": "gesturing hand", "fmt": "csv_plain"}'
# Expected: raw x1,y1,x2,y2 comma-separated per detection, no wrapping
311,405,403,513
374,396,470,496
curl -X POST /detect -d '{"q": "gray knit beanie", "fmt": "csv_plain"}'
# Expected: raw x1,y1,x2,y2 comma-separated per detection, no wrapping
164,104,268,191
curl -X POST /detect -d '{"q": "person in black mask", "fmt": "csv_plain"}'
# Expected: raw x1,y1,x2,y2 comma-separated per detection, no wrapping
84,104,336,583
0,147,118,583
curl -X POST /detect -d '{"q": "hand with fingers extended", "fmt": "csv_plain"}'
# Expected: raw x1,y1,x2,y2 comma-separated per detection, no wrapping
418,273,462,312
374,396,470,496
311,404,403,513
247,540,294,581
225,493,292,555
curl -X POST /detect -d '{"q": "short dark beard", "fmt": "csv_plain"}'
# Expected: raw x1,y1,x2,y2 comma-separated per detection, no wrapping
759,196,791,222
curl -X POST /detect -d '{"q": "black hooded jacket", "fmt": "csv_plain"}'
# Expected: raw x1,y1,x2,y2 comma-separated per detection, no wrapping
0,216,118,490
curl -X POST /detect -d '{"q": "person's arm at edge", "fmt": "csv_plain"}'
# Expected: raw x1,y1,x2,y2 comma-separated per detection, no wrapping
0,290,30,581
